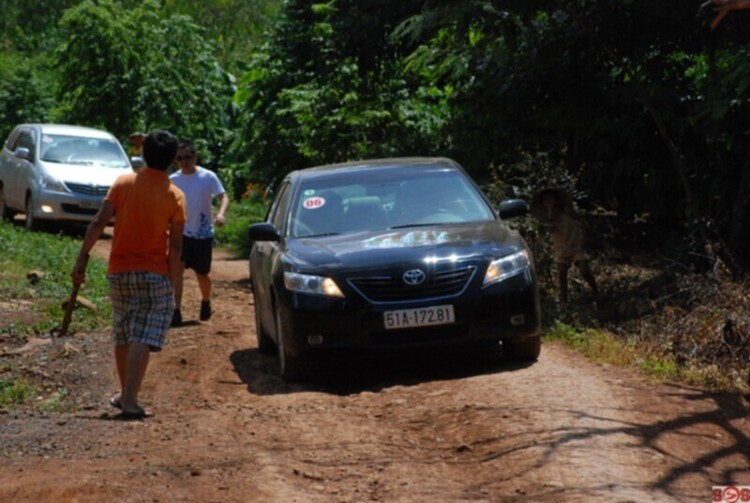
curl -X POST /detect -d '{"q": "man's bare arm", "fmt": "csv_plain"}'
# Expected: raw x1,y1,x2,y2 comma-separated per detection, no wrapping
71,201,115,286
214,193,230,227
168,222,185,288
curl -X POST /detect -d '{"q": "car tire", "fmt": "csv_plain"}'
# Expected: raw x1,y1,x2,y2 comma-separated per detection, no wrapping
254,298,275,355
0,187,15,222
275,308,304,382
25,195,41,231
503,334,541,362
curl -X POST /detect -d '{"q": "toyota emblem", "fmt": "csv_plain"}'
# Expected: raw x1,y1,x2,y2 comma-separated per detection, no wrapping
403,269,426,286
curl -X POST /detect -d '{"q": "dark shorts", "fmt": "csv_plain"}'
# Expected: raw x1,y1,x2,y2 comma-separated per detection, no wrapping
108,271,175,352
182,236,213,275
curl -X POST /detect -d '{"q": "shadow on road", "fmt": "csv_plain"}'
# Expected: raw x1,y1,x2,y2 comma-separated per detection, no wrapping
230,341,534,396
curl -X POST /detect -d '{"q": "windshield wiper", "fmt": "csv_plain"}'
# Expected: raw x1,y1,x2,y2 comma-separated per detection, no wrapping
297,232,341,238
388,223,436,229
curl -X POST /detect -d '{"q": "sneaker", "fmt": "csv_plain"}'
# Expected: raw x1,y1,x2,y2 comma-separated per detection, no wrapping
171,309,182,327
199,300,212,321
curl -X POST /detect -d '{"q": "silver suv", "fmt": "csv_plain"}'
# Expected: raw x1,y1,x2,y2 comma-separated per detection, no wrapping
0,124,132,230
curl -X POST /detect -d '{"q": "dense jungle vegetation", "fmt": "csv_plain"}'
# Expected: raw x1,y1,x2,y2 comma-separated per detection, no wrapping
3,0,750,274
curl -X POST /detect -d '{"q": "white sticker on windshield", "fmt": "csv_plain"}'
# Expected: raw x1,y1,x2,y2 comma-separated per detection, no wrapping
303,197,326,210
304,189,316,196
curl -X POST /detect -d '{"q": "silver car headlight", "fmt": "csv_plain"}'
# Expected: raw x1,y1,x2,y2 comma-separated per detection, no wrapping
284,272,344,297
483,250,530,287
40,173,67,193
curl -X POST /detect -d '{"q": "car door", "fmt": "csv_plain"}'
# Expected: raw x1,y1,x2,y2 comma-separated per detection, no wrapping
7,128,37,210
252,181,292,336
0,128,23,210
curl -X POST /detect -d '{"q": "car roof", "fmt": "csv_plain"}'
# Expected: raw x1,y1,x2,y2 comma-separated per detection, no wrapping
290,157,464,183
19,124,116,139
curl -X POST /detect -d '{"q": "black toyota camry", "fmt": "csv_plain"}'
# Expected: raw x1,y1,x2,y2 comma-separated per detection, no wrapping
248,157,541,381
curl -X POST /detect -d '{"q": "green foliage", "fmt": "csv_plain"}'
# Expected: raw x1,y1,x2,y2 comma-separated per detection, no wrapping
159,0,281,72
0,378,36,409
214,190,269,257
228,0,452,195
0,54,57,141
54,0,236,173
36,388,70,413
55,0,151,136
134,13,237,171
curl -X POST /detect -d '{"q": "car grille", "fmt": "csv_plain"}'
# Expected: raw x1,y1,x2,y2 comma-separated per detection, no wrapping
348,265,476,303
371,325,467,345
61,204,98,216
66,183,110,196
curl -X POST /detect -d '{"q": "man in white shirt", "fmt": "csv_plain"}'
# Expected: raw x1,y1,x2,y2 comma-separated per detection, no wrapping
169,139,230,326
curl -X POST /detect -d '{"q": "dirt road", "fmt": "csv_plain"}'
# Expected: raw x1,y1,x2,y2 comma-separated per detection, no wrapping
1,238,748,502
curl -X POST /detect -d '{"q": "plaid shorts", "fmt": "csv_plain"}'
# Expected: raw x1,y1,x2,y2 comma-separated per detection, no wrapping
108,271,175,351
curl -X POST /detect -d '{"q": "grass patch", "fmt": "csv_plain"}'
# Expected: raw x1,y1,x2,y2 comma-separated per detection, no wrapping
36,388,70,413
0,221,111,334
0,378,36,408
546,321,685,382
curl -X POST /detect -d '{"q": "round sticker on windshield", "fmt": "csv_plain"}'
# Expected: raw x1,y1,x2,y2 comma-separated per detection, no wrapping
303,197,326,210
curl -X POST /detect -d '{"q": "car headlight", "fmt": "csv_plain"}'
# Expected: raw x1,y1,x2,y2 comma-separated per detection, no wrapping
284,272,344,297
483,250,530,286
40,173,67,193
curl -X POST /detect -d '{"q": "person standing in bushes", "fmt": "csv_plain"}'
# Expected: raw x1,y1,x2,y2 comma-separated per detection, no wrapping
531,187,599,304
127,132,146,172
71,130,186,420
169,139,230,327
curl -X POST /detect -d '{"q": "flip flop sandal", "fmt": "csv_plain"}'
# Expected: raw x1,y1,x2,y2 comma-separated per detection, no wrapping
109,396,122,410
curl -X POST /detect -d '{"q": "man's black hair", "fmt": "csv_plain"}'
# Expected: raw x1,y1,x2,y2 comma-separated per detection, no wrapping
177,138,196,154
143,130,178,171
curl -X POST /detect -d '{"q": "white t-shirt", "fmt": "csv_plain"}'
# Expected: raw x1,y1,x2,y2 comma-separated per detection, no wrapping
169,166,226,239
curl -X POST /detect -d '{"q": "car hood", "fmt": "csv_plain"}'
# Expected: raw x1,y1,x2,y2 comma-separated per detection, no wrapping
286,222,524,272
41,161,130,186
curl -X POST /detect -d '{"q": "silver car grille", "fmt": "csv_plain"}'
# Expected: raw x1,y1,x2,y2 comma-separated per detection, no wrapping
66,183,110,196
348,265,477,304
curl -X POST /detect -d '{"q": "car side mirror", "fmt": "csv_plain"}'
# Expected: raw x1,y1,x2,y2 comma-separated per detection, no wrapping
248,222,281,242
130,156,144,169
15,147,31,161
498,199,529,219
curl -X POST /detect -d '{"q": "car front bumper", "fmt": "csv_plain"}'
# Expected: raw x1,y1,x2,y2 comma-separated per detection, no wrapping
276,271,541,357
32,189,104,223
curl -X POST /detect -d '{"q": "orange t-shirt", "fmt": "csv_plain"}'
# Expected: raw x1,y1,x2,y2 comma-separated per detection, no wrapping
105,168,186,275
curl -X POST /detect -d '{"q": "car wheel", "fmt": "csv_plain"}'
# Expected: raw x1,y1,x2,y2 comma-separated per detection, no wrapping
0,187,15,222
254,298,275,355
275,308,304,382
25,195,41,231
503,335,541,362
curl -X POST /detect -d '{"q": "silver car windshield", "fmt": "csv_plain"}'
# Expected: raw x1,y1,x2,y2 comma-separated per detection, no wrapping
290,170,495,238
40,134,130,169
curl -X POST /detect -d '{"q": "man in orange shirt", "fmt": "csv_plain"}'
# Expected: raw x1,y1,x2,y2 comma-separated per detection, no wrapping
71,130,186,420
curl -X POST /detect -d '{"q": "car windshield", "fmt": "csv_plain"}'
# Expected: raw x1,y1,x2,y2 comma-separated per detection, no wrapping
39,134,130,169
289,169,495,237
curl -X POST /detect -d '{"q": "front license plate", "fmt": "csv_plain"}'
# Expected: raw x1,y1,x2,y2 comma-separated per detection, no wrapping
383,305,455,330
79,199,101,210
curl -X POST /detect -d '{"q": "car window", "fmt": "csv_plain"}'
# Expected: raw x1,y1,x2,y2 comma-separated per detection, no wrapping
39,134,129,168
4,129,21,151
269,182,292,231
15,131,36,161
290,169,495,237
